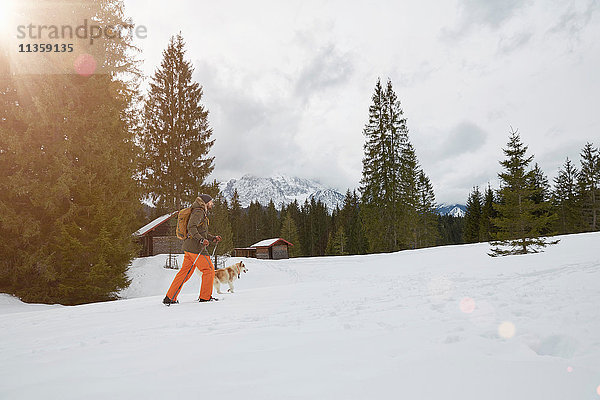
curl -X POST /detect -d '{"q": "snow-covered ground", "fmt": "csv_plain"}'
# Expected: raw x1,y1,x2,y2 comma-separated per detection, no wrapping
1,233,600,399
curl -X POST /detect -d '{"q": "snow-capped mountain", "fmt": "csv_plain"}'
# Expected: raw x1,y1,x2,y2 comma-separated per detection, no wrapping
219,174,345,211
436,203,466,217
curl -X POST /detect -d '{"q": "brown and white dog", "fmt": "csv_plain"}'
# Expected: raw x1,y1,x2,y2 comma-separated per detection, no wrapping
214,261,248,294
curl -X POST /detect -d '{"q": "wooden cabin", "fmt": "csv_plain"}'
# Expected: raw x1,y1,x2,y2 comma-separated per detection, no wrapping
232,247,257,258
233,238,293,259
134,211,181,257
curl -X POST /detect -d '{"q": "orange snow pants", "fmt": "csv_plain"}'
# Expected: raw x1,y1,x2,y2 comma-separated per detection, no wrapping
166,251,215,301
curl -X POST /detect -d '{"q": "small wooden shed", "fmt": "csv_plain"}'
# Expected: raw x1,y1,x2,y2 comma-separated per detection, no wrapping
134,211,181,257
251,238,294,260
232,247,257,258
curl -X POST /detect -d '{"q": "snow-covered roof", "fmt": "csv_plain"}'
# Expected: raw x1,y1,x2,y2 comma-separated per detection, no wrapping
133,211,178,236
251,238,293,248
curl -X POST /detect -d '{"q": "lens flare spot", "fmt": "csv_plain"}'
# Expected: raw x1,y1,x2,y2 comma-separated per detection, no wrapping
567,366,573,373
498,321,516,339
460,297,476,313
596,385,600,396
74,53,97,76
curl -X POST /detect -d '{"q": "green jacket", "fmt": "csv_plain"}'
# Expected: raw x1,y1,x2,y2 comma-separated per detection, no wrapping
182,197,216,255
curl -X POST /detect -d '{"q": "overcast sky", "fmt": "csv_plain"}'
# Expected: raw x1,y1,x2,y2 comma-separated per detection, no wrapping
124,0,599,204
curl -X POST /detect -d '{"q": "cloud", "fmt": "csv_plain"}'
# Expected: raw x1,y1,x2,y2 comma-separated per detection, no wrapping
294,44,354,103
443,0,532,39
439,121,488,157
193,40,356,186
548,0,599,38
193,60,304,181
497,31,534,54
396,62,439,88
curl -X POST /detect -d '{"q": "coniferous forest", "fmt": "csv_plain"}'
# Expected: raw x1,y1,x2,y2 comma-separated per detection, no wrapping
1,2,599,305
463,129,599,255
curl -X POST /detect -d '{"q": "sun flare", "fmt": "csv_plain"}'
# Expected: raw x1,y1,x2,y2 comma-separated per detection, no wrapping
0,0,17,32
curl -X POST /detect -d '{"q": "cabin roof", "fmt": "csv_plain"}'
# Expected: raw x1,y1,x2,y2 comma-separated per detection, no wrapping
134,211,178,237
250,238,294,248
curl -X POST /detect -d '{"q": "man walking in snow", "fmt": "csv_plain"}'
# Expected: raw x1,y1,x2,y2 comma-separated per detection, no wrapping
163,194,221,305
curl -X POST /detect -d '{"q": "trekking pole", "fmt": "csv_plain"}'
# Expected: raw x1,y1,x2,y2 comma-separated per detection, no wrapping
212,241,219,268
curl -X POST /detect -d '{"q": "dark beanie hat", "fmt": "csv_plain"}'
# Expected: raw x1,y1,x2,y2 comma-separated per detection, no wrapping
199,194,213,203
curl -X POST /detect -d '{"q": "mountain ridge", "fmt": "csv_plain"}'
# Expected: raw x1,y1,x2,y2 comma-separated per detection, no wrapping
219,174,466,216
219,174,345,211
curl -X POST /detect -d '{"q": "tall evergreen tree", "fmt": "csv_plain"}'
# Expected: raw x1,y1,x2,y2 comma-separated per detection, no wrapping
140,33,214,211
529,163,551,204
339,190,368,255
208,194,234,256
552,158,580,234
264,200,281,238
399,140,421,249
326,225,348,256
0,0,140,304
360,78,426,252
479,185,497,241
437,215,464,245
360,79,392,252
577,143,600,231
228,189,243,247
415,171,438,248
306,199,330,256
463,187,482,243
280,211,301,257
490,129,558,256
298,200,312,256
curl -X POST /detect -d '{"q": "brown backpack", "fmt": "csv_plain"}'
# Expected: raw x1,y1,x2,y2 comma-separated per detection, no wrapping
176,207,193,240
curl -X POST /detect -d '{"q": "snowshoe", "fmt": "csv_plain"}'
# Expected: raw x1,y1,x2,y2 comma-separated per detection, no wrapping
198,296,220,302
163,296,179,306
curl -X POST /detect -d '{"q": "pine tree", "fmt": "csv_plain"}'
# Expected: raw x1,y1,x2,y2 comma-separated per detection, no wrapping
264,200,281,238
437,215,464,245
0,1,140,304
339,190,368,255
490,129,558,256
399,140,421,249
529,163,551,203
327,225,348,256
208,194,234,255
246,201,265,246
577,143,600,231
552,158,580,234
360,78,426,252
280,211,301,257
463,187,482,243
140,33,214,211
479,185,497,241
415,171,438,247
360,79,391,252
306,199,330,256
229,189,242,247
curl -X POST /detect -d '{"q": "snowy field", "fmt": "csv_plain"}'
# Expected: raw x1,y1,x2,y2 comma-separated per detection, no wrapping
1,232,600,399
